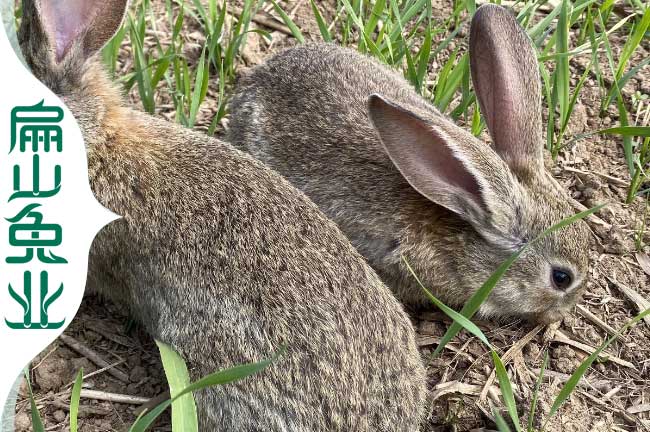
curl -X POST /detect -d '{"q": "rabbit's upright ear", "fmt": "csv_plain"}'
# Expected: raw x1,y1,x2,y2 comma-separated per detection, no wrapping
368,94,519,235
25,0,128,63
470,4,543,179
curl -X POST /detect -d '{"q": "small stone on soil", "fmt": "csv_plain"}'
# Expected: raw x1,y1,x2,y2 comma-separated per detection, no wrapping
130,365,147,383
14,412,31,430
53,410,66,422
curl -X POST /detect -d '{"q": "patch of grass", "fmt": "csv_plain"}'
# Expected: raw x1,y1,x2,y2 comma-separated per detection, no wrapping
23,343,280,432
483,302,649,432
540,307,650,430
101,0,265,132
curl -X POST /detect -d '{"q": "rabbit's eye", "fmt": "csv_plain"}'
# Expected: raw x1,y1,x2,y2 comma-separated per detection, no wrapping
551,269,572,291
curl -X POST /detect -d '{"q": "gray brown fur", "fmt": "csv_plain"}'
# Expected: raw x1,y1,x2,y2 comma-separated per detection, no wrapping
19,0,427,429
228,5,590,324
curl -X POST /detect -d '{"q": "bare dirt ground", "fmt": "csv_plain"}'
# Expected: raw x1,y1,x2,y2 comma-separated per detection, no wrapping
13,0,650,431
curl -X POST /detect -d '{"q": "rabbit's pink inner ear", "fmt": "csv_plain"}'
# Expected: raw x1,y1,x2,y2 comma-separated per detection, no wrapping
469,4,543,176
368,95,486,216
40,0,99,62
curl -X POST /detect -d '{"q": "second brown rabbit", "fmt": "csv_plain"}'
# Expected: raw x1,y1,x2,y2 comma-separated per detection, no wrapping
18,0,427,430
228,5,591,324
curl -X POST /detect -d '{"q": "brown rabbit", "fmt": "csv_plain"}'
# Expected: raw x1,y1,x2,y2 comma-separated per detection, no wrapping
228,4,591,324
18,0,427,429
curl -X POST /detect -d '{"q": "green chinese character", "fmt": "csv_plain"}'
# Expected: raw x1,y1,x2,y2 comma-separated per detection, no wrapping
5,271,65,330
10,101,64,153
9,101,63,201
6,203,67,264
11,154,61,201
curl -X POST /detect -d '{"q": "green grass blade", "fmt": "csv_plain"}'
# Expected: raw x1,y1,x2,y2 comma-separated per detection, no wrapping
599,126,650,137
310,0,333,42
101,25,126,77
224,0,255,78
528,2,561,40
437,53,468,113
208,62,227,136
157,341,198,432
616,94,634,177
492,351,522,432
341,0,385,61
402,257,492,349
539,62,555,152
364,0,386,38
615,56,650,98
616,8,650,80
557,59,593,148
601,12,650,109
191,0,209,27
415,26,432,93
215,1,227,38
433,46,459,106
591,12,622,161
431,249,521,357
556,0,571,128
403,42,418,89
471,101,483,136
128,13,155,113
172,2,185,40
208,0,217,26
545,308,650,426
150,49,173,91
595,11,635,177
430,23,464,61
24,368,45,432
401,0,428,24
269,0,305,43
189,44,209,128
494,407,514,432
466,0,477,15
433,205,605,357
70,368,84,432
532,0,598,49
527,352,548,432
129,349,283,432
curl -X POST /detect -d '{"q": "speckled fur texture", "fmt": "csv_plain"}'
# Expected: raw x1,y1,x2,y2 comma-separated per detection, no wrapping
19,0,427,430
228,5,591,324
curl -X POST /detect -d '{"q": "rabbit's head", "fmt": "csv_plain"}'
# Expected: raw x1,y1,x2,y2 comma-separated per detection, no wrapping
18,0,129,144
368,4,590,323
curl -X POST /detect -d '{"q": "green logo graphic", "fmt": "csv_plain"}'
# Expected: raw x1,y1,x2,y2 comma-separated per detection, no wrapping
6,203,66,264
5,271,64,330
10,101,63,153
5,101,66,329
11,154,61,201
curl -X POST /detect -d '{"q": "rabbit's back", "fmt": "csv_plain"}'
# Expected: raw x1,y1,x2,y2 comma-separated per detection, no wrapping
230,44,431,167
228,44,452,302
87,112,427,431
